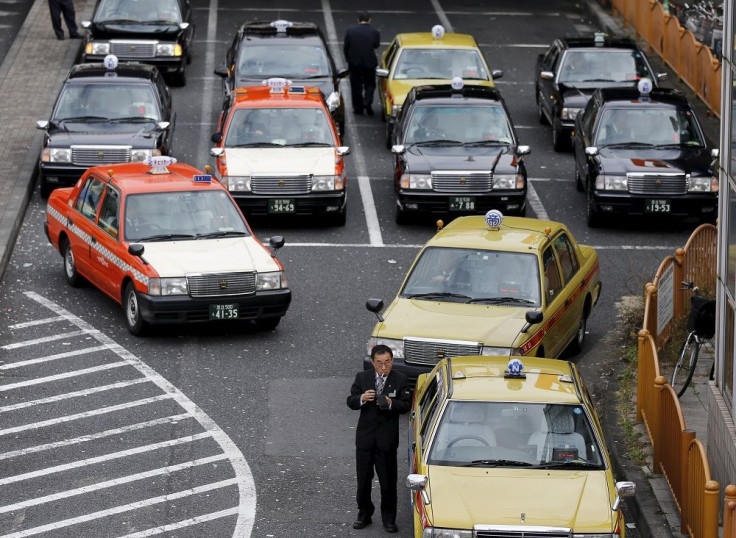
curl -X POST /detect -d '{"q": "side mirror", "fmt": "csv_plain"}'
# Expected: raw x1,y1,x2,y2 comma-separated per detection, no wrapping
366,298,384,322
375,67,389,78
180,22,190,30
391,145,405,155
81,21,91,29
157,121,170,131
612,480,636,510
520,310,543,333
711,148,720,159
268,235,285,250
540,71,554,81
211,132,222,144
214,66,229,78
128,244,148,264
517,145,531,156
585,146,599,157
336,146,350,156
406,474,427,491
491,69,503,80
36,120,49,130
210,147,224,157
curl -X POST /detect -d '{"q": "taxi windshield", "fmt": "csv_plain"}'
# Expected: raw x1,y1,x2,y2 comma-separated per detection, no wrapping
124,190,249,242
405,105,513,145
558,49,651,84
393,48,489,81
427,401,605,468
401,247,541,306
225,107,335,147
237,44,331,79
595,107,705,147
96,0,182,24
54,83,160,123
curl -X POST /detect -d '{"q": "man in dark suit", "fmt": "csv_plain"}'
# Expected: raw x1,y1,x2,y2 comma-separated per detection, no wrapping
343,11,380,116
347,344,410,533
47,0,81,40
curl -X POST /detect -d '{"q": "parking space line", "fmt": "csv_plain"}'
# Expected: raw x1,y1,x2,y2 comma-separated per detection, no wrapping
0,478,238,538
0,362,128,392
117,507,239,537
0,433,212,486
0,345,111,370
8,316,65,329
197,0,218,168
526,181,549,220
0,454,228,514
0,414,192,461
0,394,172,437
358,176,384,246
1,329,93,350
0,378,150,413
431,0,453,32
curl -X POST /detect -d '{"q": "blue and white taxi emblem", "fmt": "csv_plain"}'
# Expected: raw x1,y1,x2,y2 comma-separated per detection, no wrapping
485,209,503,229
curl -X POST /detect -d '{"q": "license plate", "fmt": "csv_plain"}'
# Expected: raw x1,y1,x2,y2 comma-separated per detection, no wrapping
449,196,476,211
645,199,671,213
268,198,295,213
209,303,239,320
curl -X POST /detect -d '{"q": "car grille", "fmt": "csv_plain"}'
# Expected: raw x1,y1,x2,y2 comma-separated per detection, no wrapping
187,272,256,297
627,173,687,195
474,526,571,538
432,171,493,193
404,337,481,366
72,145,131,166
110,40,157,58
251,175,312,195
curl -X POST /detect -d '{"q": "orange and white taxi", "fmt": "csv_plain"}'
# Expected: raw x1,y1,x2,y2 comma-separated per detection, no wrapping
44,157,291,335
210,78,350,225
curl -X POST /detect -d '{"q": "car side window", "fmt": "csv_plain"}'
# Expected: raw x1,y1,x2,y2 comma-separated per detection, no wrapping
553,234,580,284
582,100,598,138
418,376,438,421
420,394,441,447
543,46,560,72
75,177,105,221
384,40,398,69
542,247,562,301
155,77,169,113
98,187,120,239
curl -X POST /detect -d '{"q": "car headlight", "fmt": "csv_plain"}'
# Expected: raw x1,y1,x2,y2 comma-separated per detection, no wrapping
400,173,432,190
86,41,110,55
256,272,285,290
561,107,582,120
688,175,718,192
148,277,188,296
595,174,627,191
480,346,512,357
422,529,472,538
131,149,161,162
493,172,525,190
312,175,340,191
42,148,72,163
326,91,340,112
156,43,182,57
225,176,252,192
366,337,404,359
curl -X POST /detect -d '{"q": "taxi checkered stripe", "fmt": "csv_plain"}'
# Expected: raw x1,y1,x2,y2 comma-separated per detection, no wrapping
47,206,150,287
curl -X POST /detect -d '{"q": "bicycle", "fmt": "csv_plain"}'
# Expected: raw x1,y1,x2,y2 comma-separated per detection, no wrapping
671,281,716,397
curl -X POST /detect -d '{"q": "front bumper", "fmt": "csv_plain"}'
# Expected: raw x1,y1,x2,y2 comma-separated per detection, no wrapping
397,191,526,216
81,54,185,73
137,288,292,324
231,192,346,218
39,163,89,187
591,191,717,219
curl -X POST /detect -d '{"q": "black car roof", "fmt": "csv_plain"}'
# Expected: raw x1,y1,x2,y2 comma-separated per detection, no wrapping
241,20,324,39
596,87,688,106
68,62,159,82
412,84,503,103
559,36,641,50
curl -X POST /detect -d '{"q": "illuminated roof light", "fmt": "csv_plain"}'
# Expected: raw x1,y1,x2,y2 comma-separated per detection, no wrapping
638,77,653,96
145,155,177,175
594,32,606,46
271,20,292,33
288,85,306,94
431,25,445,39
103,54,119,70
451,77,464,91
485,209,503,229
505,358,526,379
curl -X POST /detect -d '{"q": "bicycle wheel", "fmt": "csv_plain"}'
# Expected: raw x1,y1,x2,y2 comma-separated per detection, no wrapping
672,332,700,397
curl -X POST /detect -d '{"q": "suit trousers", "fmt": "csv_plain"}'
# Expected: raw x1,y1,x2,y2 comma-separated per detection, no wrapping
48,0,78,38
355,446,398,524
348,65,376,113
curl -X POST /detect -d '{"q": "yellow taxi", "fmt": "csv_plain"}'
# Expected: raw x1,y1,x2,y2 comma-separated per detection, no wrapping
376,26,503,147
44,157,291,335
407,355,635,537
365,210,601,381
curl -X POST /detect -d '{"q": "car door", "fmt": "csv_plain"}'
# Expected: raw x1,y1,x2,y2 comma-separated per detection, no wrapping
551,232,584,351
70,176,106,283
537,43,561,123
540,244,567,357
573,99,597,189
90,186,126,302
379,39,399,117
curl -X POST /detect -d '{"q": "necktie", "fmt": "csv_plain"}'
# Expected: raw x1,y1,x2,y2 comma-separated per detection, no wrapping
376,375,385,394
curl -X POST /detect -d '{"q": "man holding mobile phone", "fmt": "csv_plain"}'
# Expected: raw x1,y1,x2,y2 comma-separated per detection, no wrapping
346,344,410,533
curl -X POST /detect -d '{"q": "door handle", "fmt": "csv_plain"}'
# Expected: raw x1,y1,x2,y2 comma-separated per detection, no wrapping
91,237,97,244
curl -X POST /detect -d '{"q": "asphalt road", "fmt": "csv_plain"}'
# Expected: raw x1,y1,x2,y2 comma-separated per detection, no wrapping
0,0,706,536
0,0,33,66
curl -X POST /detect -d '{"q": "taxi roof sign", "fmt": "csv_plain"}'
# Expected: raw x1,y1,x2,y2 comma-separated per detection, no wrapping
637,77,653,96
263,77,292,93
504,358,526,379
485,209,503,229
145,155,177,175
270,20,293,33
594,32,606,46
451,77,464,91
103,54,119,70
431,25,445,39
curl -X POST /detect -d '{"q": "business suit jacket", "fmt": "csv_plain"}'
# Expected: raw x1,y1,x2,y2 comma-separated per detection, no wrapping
343,23,380,69
347,369,411,451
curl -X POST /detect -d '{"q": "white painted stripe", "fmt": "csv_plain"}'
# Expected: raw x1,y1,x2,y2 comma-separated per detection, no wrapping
239,241,680,251
0,329,92,349
0,394,172,437
0,378,149,414
358,176,384,246
0,454,228,514
0,345,110,370
1,478,238,538
431,0,454,32
8,316,65,329
480,43,549,48
492,80,535,85
24,291,256,537
0,432,211,486
117,507,239,537
0,414,191,461
526,180,549,220
197,0,218,179
0,361,128,391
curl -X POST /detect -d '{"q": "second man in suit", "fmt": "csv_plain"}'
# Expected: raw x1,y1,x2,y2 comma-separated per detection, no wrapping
343,11,380,116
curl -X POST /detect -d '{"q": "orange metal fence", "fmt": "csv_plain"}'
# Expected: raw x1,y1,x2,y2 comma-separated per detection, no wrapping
725,485,736,538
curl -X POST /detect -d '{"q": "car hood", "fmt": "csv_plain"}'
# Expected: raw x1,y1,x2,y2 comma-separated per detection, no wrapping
223,147,336,175
89,22,183,39
389,79,493,106
404,144,515,173
376,297,531,347
425,466,614,531
47,126,159,148
597,147,712,175
138,237,279,277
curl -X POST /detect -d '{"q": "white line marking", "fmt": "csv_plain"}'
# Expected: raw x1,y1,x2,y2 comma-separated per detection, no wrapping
479,43,549,48
0,378,149,413
0,432,211,486
1,478,238,538
197,0,218,172
0,345,111,370
116,507,239,537
431,0,454,32
526,180,549,220
0,394,172,437
23,291,256,537
0,361,128,391
322,0,384,247
8,316,65,329
263,241,679,250
0,414,191,460
0,329,93,349
0,454,228,514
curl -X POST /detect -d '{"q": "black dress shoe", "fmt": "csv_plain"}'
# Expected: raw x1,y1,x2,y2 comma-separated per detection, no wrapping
56,35,65,40
70,34,82,39
352,516,371,529
383,523,398,533
365,106,373,116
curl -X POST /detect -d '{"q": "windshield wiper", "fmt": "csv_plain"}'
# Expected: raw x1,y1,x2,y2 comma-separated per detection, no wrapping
107,117,157,123
228,142,284,148
138,233,196,242
467,296,536,305
57,115,108,123
653,143,687,148
535,460,602,470
599,142,655,148
404,292,471,300
100,19,141,24
463,140,510,146
413,139,463,146
580,78,616,82
286,142,333,147
463,459,533,467
195,231,247,239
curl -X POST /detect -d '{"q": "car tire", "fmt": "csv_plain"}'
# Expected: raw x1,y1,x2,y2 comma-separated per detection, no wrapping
575,169,584,192
329,207,347,226
385,122,394,149
536,89,549,126
40,176,53,199
124,281,147,336
552,117,568,152
395,206,409,225
62,239,83,287
586,184,602,227
254,317,281,331
565,314,587,355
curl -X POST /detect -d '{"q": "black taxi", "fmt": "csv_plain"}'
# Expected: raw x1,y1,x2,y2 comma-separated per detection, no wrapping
214,20,348,136
572,80,718,227
36,57,175,198
390,80,530,223
80,0,194,86
535,34,665,151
